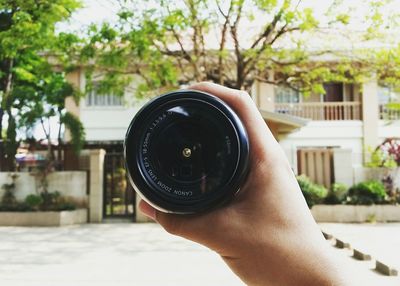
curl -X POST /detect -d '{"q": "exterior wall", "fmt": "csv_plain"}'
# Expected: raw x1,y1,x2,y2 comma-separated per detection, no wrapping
378,120,400,142
80,72,145,141
279,121,364,173
354,167,400,187
251,81,275,111
0,171,87,202
333,148,354,186
65,69,146,142
80,106,142,141
0,209,88,226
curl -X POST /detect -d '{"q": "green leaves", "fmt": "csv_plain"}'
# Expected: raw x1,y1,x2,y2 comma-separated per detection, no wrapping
0,0,84,163
254,0,279,12
78,0,400,99
61,112,85,154
299,8,319,31
14,67,36,82
335,13,350,25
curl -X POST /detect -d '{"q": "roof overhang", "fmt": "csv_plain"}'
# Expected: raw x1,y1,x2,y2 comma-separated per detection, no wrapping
259,109,309,139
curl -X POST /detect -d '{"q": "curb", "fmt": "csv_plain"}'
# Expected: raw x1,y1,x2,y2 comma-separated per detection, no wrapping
322,231,333,240
376,260,399,276
353,249,371,261
335,238,350,249
322,230,398,277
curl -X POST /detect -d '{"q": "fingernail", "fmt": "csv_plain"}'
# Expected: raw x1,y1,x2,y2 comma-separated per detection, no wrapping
139,200,156,220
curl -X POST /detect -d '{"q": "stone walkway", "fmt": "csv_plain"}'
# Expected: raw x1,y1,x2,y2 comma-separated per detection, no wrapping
0,223,398,286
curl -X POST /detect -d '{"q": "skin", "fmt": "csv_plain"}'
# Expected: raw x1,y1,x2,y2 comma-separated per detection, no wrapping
139,82,354,286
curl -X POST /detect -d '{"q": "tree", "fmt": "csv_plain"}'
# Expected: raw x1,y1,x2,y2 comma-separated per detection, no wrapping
0,0,82,168
81,0,399,98
16,69,85,163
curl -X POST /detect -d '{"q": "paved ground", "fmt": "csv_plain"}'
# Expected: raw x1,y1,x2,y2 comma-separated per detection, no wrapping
0,223,399,286
0,224,242,286
320,223,400,280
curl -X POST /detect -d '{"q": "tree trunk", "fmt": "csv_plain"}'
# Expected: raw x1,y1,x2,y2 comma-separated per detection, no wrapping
57,111,63,168
2,59,16,170
0,108,3,140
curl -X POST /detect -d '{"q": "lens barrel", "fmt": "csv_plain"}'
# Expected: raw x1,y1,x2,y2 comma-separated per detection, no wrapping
124,90,249,214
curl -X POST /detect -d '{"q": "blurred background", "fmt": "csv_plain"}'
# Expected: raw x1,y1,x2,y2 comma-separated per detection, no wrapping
0,0,399,285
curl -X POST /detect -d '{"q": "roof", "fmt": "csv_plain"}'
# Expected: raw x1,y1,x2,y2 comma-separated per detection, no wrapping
259,109,309,136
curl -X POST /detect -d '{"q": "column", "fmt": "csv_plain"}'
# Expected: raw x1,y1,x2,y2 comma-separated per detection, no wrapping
362,79,379,162
89,149,105,223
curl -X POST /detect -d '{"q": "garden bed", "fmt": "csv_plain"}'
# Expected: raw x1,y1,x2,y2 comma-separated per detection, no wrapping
311,205,400,223
0,209,87,226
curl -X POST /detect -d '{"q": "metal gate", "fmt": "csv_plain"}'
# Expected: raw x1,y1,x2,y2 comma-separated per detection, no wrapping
103,152,135,219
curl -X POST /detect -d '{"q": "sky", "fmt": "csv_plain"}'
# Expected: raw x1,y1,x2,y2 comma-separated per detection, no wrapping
60,0,398,31
57,0,120,33
57,0,400,51
59,0,363,33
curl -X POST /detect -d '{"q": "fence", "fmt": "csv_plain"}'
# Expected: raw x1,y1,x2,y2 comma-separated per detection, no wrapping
275,102,362,120
297,148,334,188
0,142,89,172
379,104,400,120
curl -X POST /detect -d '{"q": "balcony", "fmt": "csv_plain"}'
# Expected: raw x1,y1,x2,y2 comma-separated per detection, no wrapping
379,104,400,120
275,102,362,121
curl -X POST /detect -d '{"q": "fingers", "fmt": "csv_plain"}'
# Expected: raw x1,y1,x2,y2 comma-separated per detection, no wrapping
139,200,222,248
188,82,281,159
138,200,156,220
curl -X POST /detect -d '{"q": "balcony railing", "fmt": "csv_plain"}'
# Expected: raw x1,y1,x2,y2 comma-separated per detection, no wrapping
275,102,362,120
379,104,400,120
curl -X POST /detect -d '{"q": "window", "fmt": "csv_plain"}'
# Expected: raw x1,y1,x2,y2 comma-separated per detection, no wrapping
275,85,300,103
85,86,123,107
378,85,400,104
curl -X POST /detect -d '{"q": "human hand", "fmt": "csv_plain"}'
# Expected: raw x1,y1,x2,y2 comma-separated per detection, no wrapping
139,82,352,286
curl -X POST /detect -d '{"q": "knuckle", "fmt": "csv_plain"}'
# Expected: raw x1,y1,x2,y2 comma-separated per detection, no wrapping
191,81,212,90
235,90,254,106
238,90,250,98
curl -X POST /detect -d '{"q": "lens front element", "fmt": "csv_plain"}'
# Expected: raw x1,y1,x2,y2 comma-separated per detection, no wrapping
125,90,249,213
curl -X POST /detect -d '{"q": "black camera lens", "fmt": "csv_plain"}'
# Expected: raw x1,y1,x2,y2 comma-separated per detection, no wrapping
124,90,249,214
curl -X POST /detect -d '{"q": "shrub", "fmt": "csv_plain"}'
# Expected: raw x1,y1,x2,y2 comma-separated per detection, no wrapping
40,191,61,211
325,183,348,204
366,139,400,168
0,191,78,212
1,173,19,206
57,202,76,211
25,194,44,211
296,175,328,208
347,180,387,205
1,183,17,206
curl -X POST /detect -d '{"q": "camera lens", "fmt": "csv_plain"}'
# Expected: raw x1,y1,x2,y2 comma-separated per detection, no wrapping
124,90,249,214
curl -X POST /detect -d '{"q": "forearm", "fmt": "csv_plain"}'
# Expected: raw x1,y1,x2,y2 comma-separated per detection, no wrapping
221,229,354,286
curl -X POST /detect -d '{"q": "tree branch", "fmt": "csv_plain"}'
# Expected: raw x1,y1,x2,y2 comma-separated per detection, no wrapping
230,3,244,88
249,9,283,50
216,0,233,84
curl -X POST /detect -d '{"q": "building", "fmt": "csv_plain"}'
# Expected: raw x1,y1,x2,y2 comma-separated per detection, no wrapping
65,70,400,222
252,79,400,188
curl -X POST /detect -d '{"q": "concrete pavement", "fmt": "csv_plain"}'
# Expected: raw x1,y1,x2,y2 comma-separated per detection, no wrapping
0,224,243,286
0,223,398,286
320,223,400,279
